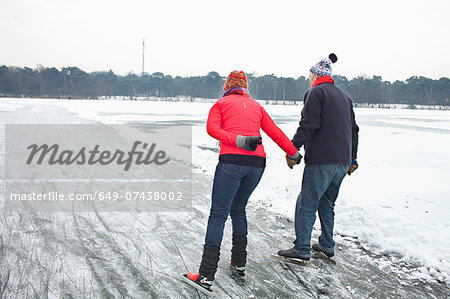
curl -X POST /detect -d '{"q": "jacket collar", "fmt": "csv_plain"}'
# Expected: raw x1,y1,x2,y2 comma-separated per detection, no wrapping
312,75,334,87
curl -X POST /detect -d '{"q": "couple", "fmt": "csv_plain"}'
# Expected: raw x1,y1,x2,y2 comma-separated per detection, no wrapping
184,54,359,292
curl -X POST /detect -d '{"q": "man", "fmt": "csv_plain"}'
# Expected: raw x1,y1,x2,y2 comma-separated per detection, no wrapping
278,53,359,260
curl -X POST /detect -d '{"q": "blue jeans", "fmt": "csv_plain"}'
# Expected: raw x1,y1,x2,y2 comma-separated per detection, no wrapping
293,163,348,257
204,162,264,249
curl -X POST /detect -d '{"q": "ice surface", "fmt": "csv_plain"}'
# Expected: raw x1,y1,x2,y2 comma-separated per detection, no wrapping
0,97,448,298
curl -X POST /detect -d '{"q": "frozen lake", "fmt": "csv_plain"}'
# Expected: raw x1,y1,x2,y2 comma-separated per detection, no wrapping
0,98,449,298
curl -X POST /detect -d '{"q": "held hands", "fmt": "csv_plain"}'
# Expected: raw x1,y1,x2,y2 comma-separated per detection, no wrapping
285,152,302,169
347,160,358,175
236,135,262,151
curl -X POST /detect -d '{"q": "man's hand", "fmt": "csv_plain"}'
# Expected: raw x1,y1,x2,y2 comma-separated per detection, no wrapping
236,135,262,151
285,152,302,169
348,160,358,175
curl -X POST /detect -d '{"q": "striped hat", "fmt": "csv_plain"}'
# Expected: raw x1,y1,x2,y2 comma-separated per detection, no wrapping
224,70,248,91
310,53,338,77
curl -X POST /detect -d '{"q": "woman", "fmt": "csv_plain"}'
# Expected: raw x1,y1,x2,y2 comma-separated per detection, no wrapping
183,71,300,293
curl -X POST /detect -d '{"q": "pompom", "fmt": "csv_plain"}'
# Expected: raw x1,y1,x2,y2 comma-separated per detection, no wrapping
329,53,338,63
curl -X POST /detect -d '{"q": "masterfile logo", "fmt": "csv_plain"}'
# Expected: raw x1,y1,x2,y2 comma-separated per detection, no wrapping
25,141,170,171
4,124,192,212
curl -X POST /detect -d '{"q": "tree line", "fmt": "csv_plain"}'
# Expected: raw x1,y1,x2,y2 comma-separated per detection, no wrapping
0,65,449,105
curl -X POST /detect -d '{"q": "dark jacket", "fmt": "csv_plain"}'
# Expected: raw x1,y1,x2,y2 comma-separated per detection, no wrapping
292,80,359,165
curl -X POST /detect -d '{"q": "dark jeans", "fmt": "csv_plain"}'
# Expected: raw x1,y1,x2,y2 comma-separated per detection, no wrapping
204,162,264,249
293,163,348,257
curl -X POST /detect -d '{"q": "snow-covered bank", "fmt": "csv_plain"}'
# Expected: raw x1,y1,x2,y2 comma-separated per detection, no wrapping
1,97,449,284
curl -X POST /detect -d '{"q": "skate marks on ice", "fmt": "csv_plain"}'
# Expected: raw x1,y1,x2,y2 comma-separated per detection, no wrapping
0,102,188,298
1,164,448,298
0,102,447,298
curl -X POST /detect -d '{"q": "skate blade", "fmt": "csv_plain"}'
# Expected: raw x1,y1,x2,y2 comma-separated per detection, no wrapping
182,274,216,298
270,254,315,269
312,250,337,264
229,265,246,277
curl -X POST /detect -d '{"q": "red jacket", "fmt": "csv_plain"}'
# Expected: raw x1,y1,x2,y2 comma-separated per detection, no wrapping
206,93,298,163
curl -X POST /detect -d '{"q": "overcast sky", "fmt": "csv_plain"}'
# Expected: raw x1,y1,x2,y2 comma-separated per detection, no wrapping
1,0,449,82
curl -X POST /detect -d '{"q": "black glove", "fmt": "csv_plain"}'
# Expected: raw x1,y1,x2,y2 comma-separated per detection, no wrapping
236,135,262,151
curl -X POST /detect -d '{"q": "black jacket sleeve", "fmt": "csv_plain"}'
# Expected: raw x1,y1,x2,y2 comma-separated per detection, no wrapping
291,88,323,149
350,100,359,160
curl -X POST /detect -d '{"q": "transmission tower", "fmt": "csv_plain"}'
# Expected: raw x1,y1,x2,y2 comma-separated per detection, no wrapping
142,38,145,76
